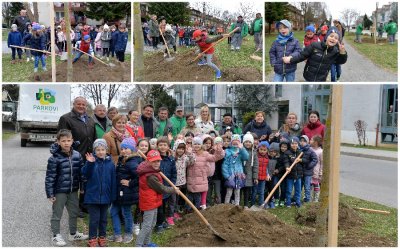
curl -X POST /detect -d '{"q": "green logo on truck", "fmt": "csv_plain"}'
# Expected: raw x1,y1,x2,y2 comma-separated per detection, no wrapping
33,88,58,112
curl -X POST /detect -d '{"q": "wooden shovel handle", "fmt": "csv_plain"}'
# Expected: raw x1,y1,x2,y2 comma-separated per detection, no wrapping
159,28,171,57
263,152,303,205
10,45,52,55
72,47,109,66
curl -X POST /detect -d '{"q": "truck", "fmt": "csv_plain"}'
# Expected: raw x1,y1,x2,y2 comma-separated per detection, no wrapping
17,84,71,147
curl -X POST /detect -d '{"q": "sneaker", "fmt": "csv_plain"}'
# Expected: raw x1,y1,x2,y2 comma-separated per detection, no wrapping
200,204,207,210
42,67,47,72
230,45,234,50
286,205,291,208
98,236,107,247
197,60,207,66
69,231,88,241
123,234,133,244
279,201,285,207
215,70,222,79
26,58,30,62
52,234,67,247
269,202,275,209
235,47,240,50
336,77,340,82
107,234,122,242
162,222,171,229
11,60,16,64
156,225,165,234
275,199,280,206
163,53,167,58
87,238,98,247
145,242,158,247
173,212,182,221
133,224,140,236
106,57,110,62
166,217,175,226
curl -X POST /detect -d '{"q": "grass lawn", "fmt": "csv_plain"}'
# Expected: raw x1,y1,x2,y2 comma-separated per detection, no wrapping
265,31,305,75
344,33,398,73
2,130,16,140
342,143,398,151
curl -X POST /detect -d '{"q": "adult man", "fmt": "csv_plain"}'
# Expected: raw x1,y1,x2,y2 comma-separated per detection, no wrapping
92,104,112,139
155,106,173,138
251,13,263,52
355,23,363,43
169,106,186,139
229,15,248,51
215,113,242,136
13,9,31,36
137,104,159,139
385,20,397,45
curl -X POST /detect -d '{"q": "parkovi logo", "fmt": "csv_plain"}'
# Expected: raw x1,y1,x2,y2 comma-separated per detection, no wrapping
35,88,56,105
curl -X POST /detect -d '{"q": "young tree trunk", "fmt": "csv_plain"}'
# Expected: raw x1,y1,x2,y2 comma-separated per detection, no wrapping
133,3,144,82
50,3,56,82
64,2,73,82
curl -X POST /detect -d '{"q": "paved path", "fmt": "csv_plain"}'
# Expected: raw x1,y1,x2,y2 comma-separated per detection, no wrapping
267,41,398,82
341,146,397,162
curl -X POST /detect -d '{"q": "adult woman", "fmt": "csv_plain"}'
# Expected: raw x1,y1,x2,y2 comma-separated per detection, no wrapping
302,110,325,140
148,14,160,50
180,113,201,136
103,114,132,164
195,105,215,134
126,110,145,143
243,111,272,141
278,112,302,138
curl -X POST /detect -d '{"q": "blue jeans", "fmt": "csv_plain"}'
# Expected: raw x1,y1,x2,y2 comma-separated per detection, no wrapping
330,64,341,82
302,176,312,202
184,38,190,46
73,51,93,64
251,180,266,206
110,203,133,235
34,55,46,70
286,178,302,207
273,72,295,82
87,204,109,239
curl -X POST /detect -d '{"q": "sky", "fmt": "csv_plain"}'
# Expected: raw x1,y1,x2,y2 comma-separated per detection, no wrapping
189,1,264,16
325,0,391,20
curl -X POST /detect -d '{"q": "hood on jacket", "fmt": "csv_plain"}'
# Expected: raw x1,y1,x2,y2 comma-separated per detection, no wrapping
50,141,80,155
137,161,159,176
252,119,266,128
307,120,322,129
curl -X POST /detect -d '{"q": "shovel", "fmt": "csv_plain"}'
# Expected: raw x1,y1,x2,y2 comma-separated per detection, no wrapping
187,27,239,65
250,47,262,61
159,28,175,62
10,45,61,56
250,152,304,211
137,150,226,241
72,47,116,67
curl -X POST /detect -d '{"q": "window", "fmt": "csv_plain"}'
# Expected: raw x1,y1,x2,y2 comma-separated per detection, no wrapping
202,85,215,104
275,85,282,98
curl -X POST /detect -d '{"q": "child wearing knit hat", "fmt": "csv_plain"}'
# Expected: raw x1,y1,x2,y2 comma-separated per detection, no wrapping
242,132,259,208
303,25,320,48
100,24,111,61
82,139,116,247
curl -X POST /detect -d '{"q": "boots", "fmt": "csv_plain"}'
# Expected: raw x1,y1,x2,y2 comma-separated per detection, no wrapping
88,238,98,247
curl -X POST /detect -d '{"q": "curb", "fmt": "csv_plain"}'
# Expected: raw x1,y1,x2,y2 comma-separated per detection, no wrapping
341,151,397,162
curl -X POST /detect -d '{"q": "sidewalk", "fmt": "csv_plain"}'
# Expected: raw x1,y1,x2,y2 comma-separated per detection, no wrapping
340,146,398,161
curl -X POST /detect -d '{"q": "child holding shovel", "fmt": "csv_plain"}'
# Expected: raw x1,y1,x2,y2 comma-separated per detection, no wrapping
73,35,94,69
23,23,47,74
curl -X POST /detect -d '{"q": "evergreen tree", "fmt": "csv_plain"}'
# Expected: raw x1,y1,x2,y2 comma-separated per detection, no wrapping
391,3,398,23
2,84,19,101
148,85,177,115
362,14,373,29
148,2,190,25
265,2,288,33
84,2,131,23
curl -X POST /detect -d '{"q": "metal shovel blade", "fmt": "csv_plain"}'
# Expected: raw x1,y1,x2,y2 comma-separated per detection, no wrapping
165,56,175,62
207,223,227,241
108,62,116,67
249,205,265,211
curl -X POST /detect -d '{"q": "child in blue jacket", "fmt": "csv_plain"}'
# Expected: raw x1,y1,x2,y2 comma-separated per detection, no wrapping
82,139,116,247
23,23,47,74
114,23,128,63
8,24,23,64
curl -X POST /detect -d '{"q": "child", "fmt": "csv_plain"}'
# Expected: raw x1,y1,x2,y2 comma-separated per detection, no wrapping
135,150,177,247
303,25,319,47
251,141,269,207
269,20,302,82
82,139,116,247
110,25,117,58
45,129,88,246
283,26,347,82
275,140,289,206
219,135,231,203
56,26,66,55
192,29,229,79
162,24,177,57
23,23,33,62
109,138,140,244
8,24,23,64
100,24,112,61
137,138,150,156
94,26,103,56
188,136,224,210
203,136,216,206
242,132,259,208
73,35,94,68
310,135,323,202
299,135,318,203
268,142,281,207
318,25,328,43
114,23,128,63
155,137,177,231
283,137,303,208
222,134,249,206
23,23,46,74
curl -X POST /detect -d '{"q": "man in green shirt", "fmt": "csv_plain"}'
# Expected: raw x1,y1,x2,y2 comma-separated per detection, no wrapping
155,106,173,138
251,13,263,52
355,23,363,43
169,106,186,139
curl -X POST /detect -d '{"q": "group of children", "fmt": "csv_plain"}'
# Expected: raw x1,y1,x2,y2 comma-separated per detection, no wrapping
269,19,347,82
46,124,323,247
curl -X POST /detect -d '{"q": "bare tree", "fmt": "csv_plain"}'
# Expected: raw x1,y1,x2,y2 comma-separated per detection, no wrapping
238,2,256,24
341,8,359,32
23,3,39,22
78,84,121,108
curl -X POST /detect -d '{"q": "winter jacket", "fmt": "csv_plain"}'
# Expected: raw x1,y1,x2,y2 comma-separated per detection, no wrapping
213,150,225,181
137,161,162,211
102,130,128,165
274,154,286,178
279,123,303,138
222,147,249,179
215,122,242,136
195,119,215,134
187,148,224,193
243,148,259,187
251,18,263,33
175,153,195,186
290,41,347,82
355,24,363,35
115,154,142,205
111,31,118,50
169,115,187,138
268,156,278,178
195,34,222,54
302,120,325,140
385,22,398,35
125,123,145,143
8,31,22,47
58,110,96,158
93,114,112,139
138,115,159,139
303,34,319,47
300,144,318,177
283,149,303,179
114,30,128,52
81,155,116,204
243,120,272,141
311,147,323,180
100,31,111,49
23,30,32,45
156,119,174,138
45,142,82,198
12,15,31,34
230,21,249,37
269,37,302,75
160,155,177,199
148,19,160,37
23,33,46,56
257,154,269,181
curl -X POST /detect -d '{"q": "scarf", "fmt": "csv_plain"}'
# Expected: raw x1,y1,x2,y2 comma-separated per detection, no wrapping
276,32,294,45
111,126,129,142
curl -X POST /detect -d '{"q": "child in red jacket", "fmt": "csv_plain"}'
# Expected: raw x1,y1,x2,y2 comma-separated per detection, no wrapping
303,25,320,48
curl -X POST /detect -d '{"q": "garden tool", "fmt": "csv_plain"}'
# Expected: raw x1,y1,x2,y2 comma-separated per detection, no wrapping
72,47,116,67
250,47,262,61
10,45,61,56
159,28,175,62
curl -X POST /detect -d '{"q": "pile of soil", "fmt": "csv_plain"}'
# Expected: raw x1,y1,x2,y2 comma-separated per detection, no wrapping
143,51,262,82
37,59,130,82
168,204,315,247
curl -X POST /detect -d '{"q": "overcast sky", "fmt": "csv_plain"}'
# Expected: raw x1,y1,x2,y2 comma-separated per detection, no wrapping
189,1,264,16
324,1,391,20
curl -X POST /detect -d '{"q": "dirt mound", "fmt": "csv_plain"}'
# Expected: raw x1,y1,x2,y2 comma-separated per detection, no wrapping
168,204,315,247
37,59,130,82
143,51,262,82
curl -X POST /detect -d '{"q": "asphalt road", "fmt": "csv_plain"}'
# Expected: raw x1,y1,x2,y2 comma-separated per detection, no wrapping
2,134,398,246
